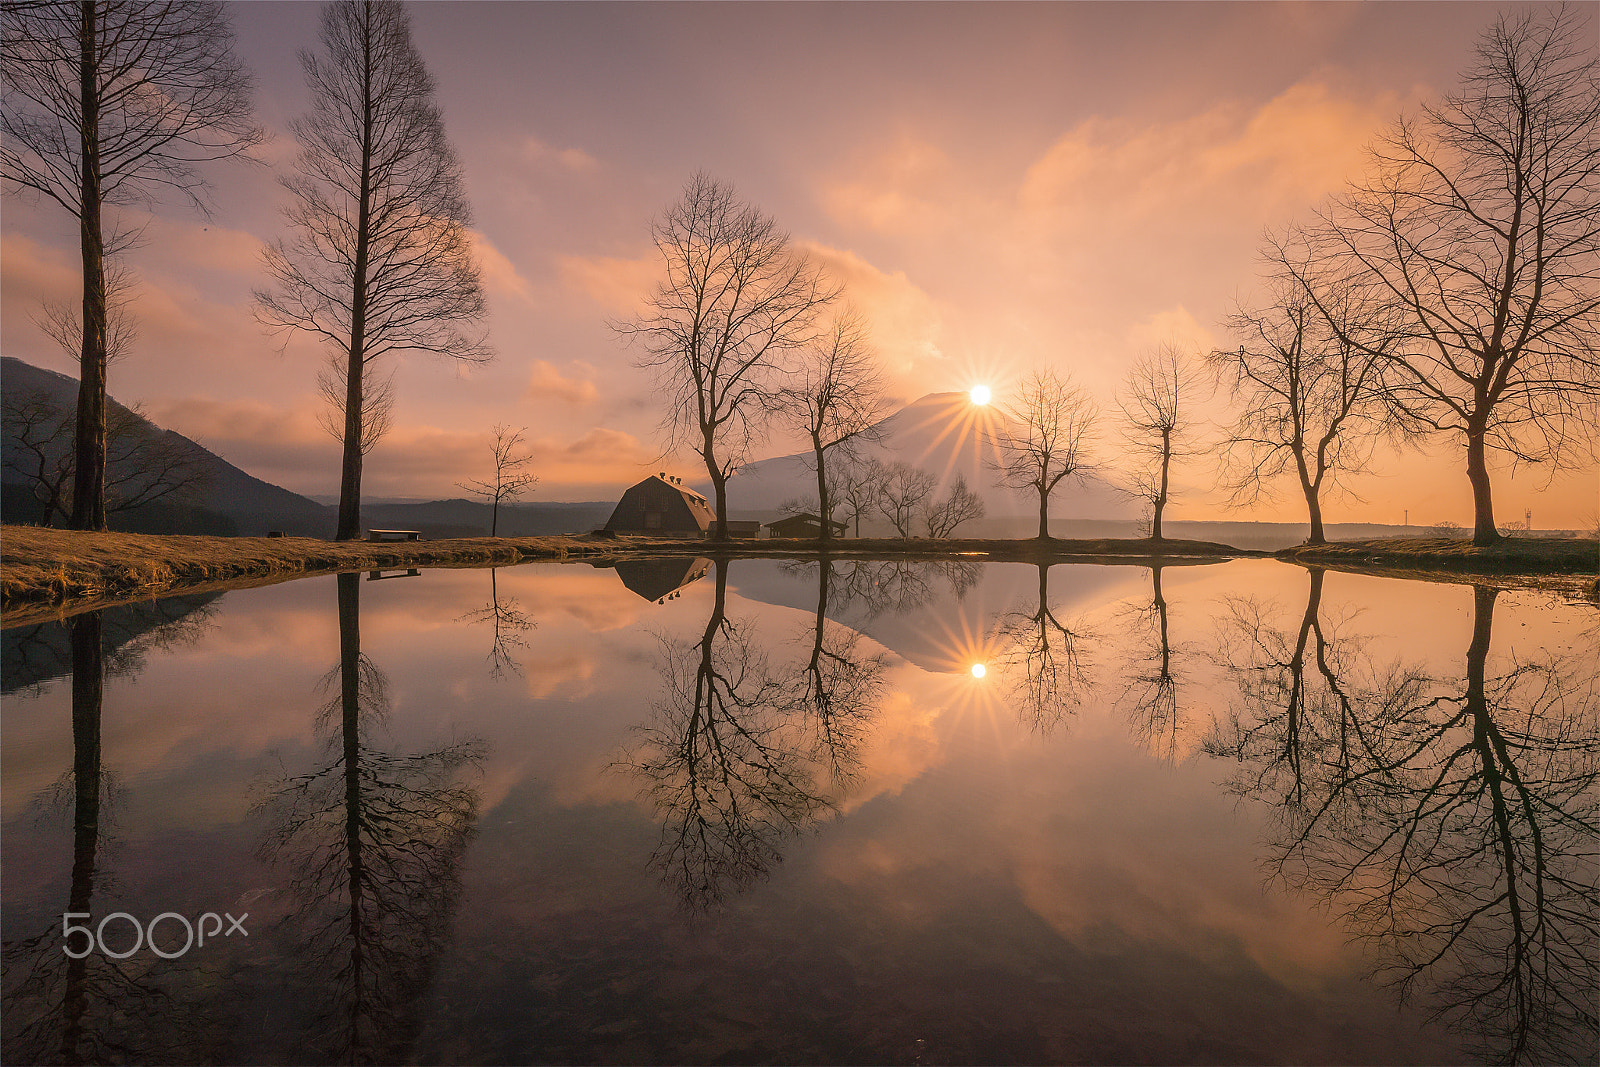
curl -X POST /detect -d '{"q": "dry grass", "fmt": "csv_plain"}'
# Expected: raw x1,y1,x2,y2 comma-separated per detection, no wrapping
0,526,595,620
1277,536,1599,575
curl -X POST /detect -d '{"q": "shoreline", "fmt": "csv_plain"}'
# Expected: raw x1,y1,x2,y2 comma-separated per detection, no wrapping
2,526,1594,625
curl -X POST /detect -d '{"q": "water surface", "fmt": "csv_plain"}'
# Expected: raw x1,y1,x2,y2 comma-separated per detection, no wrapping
3,557,1594,1065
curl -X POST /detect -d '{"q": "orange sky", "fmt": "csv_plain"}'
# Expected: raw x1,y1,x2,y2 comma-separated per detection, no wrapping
1,1,1594,526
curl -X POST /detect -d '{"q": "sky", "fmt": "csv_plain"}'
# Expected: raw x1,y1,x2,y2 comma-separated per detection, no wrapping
2,0,1595,526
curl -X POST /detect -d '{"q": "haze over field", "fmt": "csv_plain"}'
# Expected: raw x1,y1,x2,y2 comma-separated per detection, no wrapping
2,1,1595,527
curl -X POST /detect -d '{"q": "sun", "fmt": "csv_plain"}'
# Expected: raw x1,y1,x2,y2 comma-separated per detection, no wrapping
969,384,992,406
970,662,987,679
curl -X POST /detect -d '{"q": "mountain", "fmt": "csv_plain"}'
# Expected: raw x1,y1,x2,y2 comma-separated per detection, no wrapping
3,357,332,535
718,391,1135,528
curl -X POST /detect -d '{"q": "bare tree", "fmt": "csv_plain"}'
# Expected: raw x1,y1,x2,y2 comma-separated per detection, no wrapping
874,461,937,538
1119,344,1205,541
31,261,138,366
989,369,1098,539
3,389,208,526
617,172,834,541
2,0,262,531
779,307,888,542
456,424,537,536
832,455,885,538
316,351,395,458
1213,272,1393,544
923,473,986,538
1288,7,1600,545
256,0,490,541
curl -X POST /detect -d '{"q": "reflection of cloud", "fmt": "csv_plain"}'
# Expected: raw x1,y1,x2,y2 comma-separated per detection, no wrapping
523,650,598,699
526,360,598,404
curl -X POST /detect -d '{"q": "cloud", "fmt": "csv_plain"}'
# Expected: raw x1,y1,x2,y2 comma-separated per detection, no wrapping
557,251,658,314
819,134,959,236
800,242,945,379
526,359,598,404
1126,307,1215,354
469,229,534,303
521,136,600,173
1019,81,1393,225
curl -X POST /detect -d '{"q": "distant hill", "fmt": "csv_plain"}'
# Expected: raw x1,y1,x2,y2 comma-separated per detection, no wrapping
716,391,1136,530
3,357,332,536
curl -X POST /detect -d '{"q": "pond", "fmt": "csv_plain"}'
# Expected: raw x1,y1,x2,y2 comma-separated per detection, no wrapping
2,557,1595,1065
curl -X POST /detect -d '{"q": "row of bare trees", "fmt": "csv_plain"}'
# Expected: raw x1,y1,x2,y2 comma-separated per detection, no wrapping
3,0,489,540
783,459,986,539
1221,6,1599,545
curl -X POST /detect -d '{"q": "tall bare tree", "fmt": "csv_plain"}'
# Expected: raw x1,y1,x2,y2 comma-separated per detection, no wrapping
1213,272,1394,543
256,0,490,541
779,307,887,542
456,424,537,536
618,172,834,541
989,369,1098,539
2,0,262,531
1288,6,1600,545
1118,344,1205,541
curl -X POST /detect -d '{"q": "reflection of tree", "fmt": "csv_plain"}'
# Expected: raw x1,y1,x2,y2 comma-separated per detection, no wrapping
457,567,534,680
1117,565,1192,761
994,563,1092,733
3,593,218,696
2,612,201,1064
788,560,889,784
257,572,485,1065
620,562,843,909
829,558,980,618
1207,578,1599,1064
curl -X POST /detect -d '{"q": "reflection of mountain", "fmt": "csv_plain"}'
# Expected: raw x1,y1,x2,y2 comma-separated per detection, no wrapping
721,392,1134,519
2,357,330,535
2,593,219,695
603,557,712,603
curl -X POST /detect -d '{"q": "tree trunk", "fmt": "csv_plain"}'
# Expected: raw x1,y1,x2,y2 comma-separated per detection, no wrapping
1152,430,1171,541
1303,481,1325,544
1466,422,1499,545
814,435,830,543
63,609,103,1061
490,495,499,537
706,450,728,542
71,0,108,532
1037,488,1050,540
336,4,376,542
336,571,365,1007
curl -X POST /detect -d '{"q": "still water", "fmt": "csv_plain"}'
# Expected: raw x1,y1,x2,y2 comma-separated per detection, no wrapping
2,557,1595,1065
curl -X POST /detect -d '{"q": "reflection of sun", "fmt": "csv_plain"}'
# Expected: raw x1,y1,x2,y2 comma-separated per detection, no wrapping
970,662,987,678
969,384,991,406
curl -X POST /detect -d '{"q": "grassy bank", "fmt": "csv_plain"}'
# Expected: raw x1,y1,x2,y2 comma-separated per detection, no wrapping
1277,536,1599,577
0,526,595,619
0,527,1255,620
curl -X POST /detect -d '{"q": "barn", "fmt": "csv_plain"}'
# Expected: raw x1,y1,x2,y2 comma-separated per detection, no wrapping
603,473,713,538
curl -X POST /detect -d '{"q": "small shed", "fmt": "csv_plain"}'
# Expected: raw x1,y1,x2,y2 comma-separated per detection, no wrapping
763,513,848,539
604,474,712,538
724,519,763,539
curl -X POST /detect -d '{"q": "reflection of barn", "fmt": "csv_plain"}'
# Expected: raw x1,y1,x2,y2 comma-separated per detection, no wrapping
603,474,712,537
610,557,712,603
763,513,848,539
